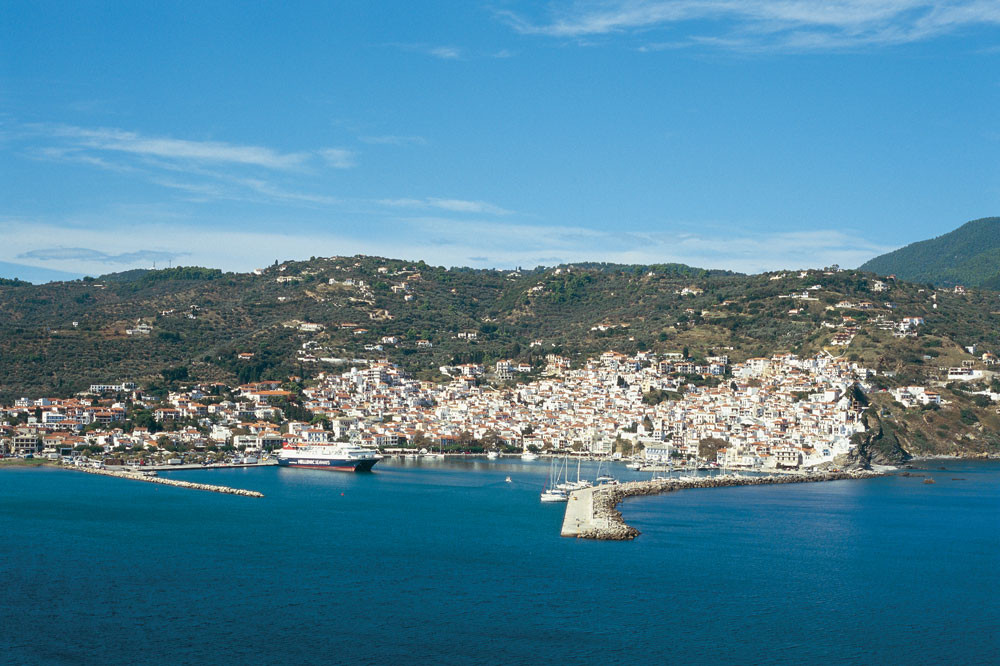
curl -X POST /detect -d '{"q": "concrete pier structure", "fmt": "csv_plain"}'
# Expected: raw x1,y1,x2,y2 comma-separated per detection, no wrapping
561,470,885,540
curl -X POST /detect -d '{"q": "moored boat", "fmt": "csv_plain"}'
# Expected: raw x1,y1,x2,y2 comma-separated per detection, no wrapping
540,488,568,502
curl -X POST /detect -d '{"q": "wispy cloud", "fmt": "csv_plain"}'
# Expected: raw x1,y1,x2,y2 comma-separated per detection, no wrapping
391,43,465,59
27,123,356,173
378,197,514,215
46,125,312,169
502,1,1000,50
19,123,357,208
359,135,428,146
2,214,892,276
428,46,463,59
319,148,356,169
403,218,892,272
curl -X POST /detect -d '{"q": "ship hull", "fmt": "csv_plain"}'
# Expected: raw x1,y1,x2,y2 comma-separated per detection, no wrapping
277,457,379,472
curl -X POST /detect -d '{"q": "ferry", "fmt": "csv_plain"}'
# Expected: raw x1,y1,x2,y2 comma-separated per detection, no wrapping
277,442,382,472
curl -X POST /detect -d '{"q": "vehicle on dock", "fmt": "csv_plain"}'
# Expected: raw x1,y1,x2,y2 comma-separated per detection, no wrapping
277,442,381,472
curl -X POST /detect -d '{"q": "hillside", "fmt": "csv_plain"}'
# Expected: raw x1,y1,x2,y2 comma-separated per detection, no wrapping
860,217,1000,287
2,255,1000,457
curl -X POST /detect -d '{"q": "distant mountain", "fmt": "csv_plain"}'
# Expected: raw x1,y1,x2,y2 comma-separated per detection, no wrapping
0,261,85,284
860,217,1000,288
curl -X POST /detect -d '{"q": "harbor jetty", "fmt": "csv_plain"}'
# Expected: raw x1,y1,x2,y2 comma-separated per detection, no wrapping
69,465,264,497
561,470,885,540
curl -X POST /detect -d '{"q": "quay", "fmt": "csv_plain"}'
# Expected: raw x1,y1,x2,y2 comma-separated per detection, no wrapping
107,460,278,472
68,465,265,497
561,469,885,540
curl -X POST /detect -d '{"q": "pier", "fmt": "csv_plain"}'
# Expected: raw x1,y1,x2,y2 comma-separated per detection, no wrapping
561,470,886,540
69,465,265,497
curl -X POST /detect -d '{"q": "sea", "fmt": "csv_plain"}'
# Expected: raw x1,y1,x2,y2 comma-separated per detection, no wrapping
1,458,997,665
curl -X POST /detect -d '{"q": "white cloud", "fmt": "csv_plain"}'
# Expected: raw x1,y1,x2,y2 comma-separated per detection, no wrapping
358,135,428,146
389,43,466,59
401,218,892,272
21,123,357,207
0,212,891,277
428,46,463,59
47,125,311,169
377,197,514,215
319,148,356,169
502,1,1000,50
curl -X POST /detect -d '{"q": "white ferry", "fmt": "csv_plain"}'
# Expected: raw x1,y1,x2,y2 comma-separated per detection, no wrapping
277,443,382,472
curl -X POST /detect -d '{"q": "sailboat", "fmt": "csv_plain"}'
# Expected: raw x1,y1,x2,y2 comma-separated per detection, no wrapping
595,458,616,484
555,455,591,491
540,456,569,502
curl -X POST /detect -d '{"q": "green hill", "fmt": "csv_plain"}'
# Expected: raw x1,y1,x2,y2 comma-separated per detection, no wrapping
1,255,998,396
3,255,1000,456
860,217,1000,287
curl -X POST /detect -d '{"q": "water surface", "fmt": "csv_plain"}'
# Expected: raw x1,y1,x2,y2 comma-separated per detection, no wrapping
2,459,997,664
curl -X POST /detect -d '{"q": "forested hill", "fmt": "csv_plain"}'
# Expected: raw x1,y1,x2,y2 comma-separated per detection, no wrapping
860,217,1000,288
2,255,1000,405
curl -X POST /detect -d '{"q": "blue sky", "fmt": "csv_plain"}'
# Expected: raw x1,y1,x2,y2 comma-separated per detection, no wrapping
2,1,999,281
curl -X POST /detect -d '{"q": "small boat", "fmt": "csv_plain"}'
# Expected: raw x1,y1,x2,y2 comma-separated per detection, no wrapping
626,462,642,471
504,476,512,483
520,452,539,461
486,451,499,460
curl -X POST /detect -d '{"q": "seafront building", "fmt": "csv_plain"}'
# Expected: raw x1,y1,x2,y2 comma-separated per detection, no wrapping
1,351,877,469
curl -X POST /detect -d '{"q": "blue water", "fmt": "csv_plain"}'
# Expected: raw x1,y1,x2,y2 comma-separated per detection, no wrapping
1,459,997,665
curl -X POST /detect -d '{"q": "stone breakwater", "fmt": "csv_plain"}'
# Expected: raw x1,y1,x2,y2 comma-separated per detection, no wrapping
563,470,885,541
69,466,264,497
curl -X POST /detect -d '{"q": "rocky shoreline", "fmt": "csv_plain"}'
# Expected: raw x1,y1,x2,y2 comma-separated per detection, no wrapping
572,470,886,541
68,465,264,497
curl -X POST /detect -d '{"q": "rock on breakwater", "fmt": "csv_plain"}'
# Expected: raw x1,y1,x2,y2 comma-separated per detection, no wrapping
562,470,885,540
68,465,264,497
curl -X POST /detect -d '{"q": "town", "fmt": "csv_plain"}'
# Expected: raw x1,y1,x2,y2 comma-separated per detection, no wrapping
0,348,909,471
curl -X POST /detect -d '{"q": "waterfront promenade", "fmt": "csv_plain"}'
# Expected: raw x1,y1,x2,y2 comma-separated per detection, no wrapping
106,460,278,472
561,470,886,540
